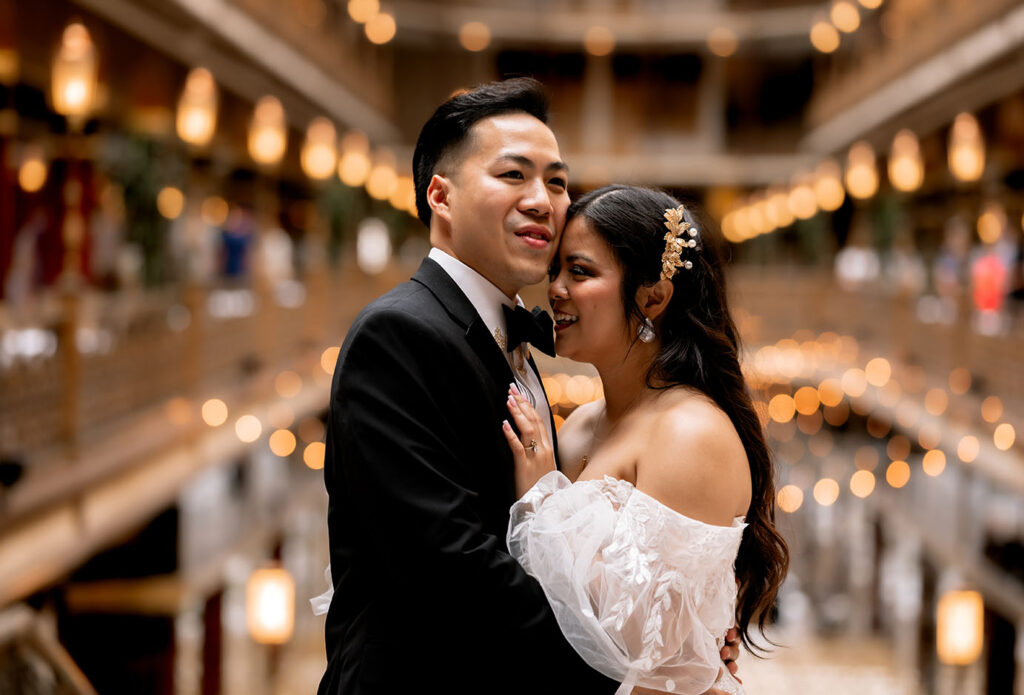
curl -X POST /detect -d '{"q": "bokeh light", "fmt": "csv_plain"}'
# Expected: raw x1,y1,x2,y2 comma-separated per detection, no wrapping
321,347,340,375
269,429,297,457
157,187,185,220
981,396,1003,423
459,22,491,52
813,478,840,506
202,398,228,427
304,441,326,470
777,485,804,513
957,435,980,463
886,460,910,488
850,470,875,498
924,388,948,416
235,414,262,443
922,449,946,477
768,394,796,423
993,423,1015,451
865,357,891,387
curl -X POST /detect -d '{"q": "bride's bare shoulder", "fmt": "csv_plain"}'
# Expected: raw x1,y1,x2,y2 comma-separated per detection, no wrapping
635,392,751,524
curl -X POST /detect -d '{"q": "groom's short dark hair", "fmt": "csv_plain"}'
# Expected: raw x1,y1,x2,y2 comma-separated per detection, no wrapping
412,77,551,228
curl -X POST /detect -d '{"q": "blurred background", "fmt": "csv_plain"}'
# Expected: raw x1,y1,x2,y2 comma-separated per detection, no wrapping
0,0,1022,693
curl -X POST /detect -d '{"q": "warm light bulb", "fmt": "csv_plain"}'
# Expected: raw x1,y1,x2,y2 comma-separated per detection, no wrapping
347,0,379,23
845,141,879,200
814,159,846,211
850,470,875,498
51,22,98,120
976,202,1005,244
248,96,287,167
707,27,738,57
788,173,818,220
810,20,840,53
176,67,218,147
157,187,185,220
366,151,398,200
365,12,396,44
777,485,804,513
584,26,615,56
301,117,338,180
948,113,985,182
888,129,923,192
459,22,491,52
813,478,840,506
830,1,861,33
18,146,47,193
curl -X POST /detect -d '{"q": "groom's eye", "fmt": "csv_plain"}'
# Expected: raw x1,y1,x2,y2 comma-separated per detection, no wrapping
548,176,567,190
500,170,524,180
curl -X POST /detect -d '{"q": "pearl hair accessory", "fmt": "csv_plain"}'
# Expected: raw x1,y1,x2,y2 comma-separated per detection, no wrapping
660,205,698,280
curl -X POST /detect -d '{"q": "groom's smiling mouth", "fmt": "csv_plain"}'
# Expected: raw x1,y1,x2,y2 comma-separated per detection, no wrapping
514,224,552,249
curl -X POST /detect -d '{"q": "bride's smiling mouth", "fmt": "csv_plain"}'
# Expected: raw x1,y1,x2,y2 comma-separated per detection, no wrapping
554,311,578,331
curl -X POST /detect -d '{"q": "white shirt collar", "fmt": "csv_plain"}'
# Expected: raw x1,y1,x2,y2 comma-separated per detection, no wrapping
428,247,522,347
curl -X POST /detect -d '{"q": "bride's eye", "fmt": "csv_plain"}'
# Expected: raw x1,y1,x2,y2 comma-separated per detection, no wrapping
569,264,589,277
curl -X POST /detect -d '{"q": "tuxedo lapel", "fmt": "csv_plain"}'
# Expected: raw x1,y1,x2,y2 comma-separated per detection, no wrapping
412,258,515,395
525,353,560,468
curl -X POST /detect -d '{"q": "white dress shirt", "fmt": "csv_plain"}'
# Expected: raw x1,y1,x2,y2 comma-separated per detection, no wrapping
428,247,553,444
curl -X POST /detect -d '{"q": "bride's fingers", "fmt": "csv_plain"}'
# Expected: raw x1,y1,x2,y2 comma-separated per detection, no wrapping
507,389,547,444
506,394,536,442
501,419,525,457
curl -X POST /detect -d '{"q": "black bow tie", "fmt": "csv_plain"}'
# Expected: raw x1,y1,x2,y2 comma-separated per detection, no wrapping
502,304,555,357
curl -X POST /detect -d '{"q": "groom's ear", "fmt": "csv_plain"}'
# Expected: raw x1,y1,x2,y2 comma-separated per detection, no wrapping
426,174,453,225
637,279,674,322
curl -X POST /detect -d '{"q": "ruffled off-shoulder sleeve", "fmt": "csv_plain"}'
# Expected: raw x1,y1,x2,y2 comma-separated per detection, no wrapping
508,471,746,695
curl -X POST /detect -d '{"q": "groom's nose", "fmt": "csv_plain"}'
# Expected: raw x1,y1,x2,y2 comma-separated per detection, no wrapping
519,178,553,219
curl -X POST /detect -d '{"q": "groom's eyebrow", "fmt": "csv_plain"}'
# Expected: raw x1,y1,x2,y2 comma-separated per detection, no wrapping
495,153,569,174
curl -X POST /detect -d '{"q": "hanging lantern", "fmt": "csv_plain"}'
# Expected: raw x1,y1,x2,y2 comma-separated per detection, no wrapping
389,175,414,211
788,172,818,220
888,129,923,192
18,144,48,193
246,567,295,645
176,67,218,147
338,131,371,187
51,22,98,121
936,590,983,665
768,186,795,228
248,96,287,167
814,159,846,211
301,117,338,180
948,113,985,183
845,141,879,200
365,149,398,201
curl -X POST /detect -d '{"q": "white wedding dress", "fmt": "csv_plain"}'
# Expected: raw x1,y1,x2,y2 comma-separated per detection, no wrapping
508,471,746,695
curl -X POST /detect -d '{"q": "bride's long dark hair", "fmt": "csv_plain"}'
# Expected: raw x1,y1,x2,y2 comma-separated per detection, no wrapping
565,184,788,653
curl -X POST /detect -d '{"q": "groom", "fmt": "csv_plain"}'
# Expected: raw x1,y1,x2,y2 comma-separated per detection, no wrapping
318,78,738,694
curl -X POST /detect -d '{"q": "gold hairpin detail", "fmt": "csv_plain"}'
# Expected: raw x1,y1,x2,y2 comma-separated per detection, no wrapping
661,205,698,280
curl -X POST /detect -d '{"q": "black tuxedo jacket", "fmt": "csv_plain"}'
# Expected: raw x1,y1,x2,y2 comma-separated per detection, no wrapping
318,258,617,694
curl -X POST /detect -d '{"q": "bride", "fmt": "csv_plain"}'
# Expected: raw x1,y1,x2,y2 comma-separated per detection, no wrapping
501,185,789,695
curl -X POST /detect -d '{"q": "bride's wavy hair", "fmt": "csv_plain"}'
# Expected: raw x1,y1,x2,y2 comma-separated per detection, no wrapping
565,184,789,653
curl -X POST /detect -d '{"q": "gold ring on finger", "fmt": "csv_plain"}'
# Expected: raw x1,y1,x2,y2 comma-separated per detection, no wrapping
528,440,538,453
